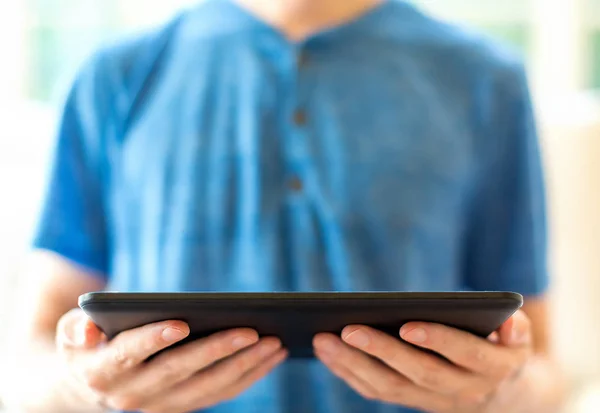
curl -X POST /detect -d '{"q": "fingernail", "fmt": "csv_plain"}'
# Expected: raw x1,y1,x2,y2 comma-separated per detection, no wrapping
162,327,188,342
343,328,370,348
401,327,427,343
232,336,255,350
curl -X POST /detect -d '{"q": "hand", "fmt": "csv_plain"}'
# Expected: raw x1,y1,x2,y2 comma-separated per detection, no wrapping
313,311,533,413
56,309,287,413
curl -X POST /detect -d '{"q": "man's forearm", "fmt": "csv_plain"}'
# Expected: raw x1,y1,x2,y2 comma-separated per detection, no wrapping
0,341,104,413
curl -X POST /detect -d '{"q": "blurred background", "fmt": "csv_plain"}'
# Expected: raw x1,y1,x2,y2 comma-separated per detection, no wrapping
0,0,599,411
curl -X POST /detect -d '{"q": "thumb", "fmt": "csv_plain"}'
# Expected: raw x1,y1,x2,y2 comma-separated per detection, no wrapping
57,309,104,350
498,310,532,347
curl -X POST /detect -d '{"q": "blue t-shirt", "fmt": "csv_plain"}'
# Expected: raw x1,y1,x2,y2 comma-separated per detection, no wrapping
34,0,548,412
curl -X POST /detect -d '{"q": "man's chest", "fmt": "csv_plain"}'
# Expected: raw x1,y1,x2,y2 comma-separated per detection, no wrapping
106,54,478,247
103,43,483,292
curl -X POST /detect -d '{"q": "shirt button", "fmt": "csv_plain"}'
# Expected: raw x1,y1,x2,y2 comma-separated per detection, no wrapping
288,176,304,192
293,109,307,126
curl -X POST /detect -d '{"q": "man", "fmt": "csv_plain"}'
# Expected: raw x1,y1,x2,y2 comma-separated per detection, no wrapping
0,0,565,412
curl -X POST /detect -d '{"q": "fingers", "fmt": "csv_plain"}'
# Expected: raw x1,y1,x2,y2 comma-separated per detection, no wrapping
313,333,451,412
57,315,283,413
56,309,105,350
314,333,401,400
498,310,532,347
399,321,531,381
105,328,259,399
314,350,380,401
194,348,288,410
140,337,284,413
340,326,488,399
81,320,190,391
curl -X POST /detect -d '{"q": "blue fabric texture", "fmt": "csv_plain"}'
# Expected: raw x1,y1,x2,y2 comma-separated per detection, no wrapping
33,0,549,412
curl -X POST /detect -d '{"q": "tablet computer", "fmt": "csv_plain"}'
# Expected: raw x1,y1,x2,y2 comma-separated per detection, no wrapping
79,291,523,358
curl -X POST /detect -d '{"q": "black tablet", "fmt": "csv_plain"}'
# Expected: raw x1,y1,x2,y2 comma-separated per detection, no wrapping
79,291,523,358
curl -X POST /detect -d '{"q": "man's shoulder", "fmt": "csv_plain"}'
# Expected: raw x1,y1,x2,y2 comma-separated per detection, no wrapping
88,0,243,88
382,1,525,79
70,0,251,124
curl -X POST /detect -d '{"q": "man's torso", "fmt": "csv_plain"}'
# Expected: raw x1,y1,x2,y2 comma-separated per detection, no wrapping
62,1,538,411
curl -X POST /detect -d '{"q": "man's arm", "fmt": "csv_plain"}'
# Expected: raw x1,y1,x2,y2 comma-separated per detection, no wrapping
0,251,107,413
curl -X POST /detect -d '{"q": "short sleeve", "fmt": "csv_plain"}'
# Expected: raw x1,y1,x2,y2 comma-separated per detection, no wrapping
32,56,112,277
463,62,549,296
